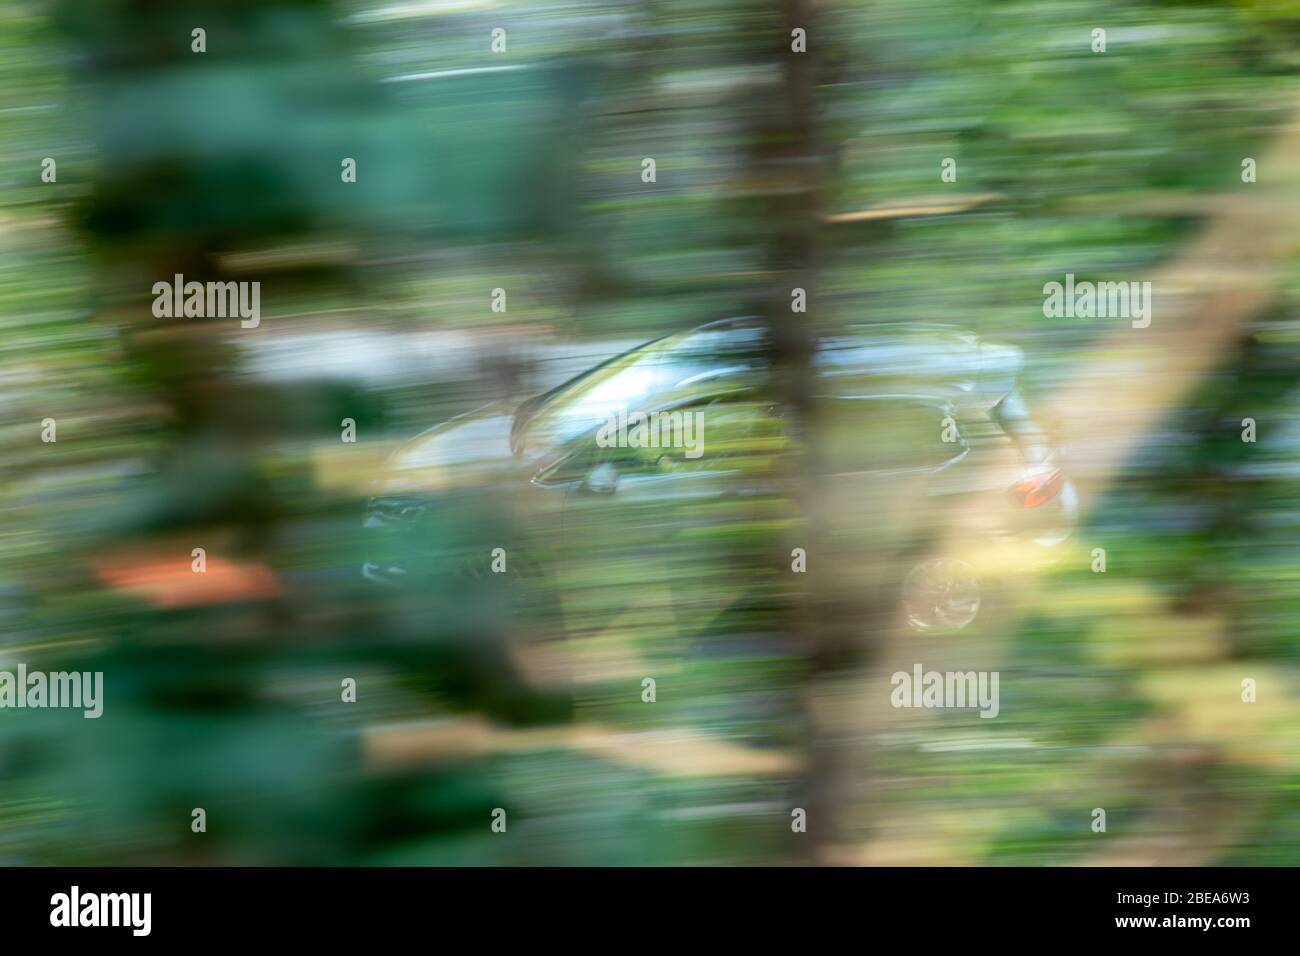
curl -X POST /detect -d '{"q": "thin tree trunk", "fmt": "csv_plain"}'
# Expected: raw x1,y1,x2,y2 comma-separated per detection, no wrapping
738,0,862,861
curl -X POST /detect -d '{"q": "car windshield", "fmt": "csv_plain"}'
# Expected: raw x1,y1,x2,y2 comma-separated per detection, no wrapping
511,339,672,458
512,319,767,459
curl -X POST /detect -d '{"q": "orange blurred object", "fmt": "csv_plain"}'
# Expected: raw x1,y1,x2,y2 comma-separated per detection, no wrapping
95,556,283,608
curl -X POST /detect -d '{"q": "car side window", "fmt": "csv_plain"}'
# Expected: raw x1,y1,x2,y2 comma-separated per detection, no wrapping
825,397,966,475
532,431,662,486
535,397,784,485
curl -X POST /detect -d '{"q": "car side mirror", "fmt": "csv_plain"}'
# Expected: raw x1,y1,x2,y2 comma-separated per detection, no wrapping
581,461,620,495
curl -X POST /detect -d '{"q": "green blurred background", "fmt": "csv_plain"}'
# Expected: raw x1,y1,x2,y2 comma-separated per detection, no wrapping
1,0,1299,865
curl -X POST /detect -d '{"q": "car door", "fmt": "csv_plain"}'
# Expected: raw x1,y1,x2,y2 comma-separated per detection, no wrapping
551,396,786,641
818,394,971,600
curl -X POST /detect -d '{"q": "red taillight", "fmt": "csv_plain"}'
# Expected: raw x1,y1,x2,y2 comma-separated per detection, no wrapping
1010,468,1064,509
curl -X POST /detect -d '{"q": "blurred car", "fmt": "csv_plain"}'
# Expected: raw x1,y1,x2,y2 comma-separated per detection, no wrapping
363,317,1076,633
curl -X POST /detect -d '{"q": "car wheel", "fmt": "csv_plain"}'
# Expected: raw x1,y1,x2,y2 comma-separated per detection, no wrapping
901,557,981,633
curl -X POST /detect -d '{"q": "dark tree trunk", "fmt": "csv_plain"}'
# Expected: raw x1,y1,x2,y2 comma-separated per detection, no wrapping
736,0,862,861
